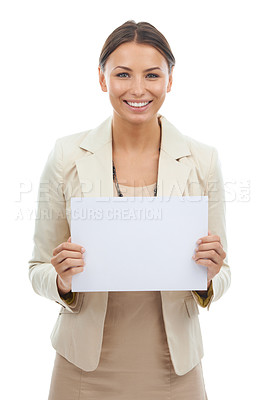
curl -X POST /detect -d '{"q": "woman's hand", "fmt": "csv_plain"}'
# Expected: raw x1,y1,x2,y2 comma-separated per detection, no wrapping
193,230,226,288
51,236,85,295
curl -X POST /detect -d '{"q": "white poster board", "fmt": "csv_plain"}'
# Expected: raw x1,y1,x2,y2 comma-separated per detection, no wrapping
71,196,208,292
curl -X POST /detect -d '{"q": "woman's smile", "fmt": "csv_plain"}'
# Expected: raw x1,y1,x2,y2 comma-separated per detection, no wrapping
123,100,153,111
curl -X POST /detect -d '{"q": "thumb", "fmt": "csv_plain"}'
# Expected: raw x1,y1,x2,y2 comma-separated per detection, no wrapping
67,236,71,243
208,230,212,236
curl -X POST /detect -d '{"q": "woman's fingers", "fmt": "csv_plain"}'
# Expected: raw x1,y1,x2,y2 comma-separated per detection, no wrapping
193,231,226,260
52,238,85,294
197,234,221,245
53,249,84,264
193,249,220,264
52,241,85,257
194,258,217,268
59,265,84,278
193,232,226,283
55,257,85,273
194,241,225,258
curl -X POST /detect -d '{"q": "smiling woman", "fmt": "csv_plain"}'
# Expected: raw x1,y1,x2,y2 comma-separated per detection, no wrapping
97,41,175,189
28,20,230,400
98,40,174,128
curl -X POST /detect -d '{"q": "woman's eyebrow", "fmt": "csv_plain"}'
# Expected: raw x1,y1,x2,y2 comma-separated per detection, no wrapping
112,66,162,72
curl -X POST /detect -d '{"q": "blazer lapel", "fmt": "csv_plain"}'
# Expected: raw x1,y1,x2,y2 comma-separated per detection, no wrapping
75,117,113,197
75,114,192,198
156,115,192,197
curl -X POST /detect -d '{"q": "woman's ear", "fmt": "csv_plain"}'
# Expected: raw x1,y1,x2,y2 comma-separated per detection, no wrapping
166,66,174,93
98,66,108,92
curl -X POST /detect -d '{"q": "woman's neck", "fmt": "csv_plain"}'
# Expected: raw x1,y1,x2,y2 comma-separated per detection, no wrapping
111,113,161,155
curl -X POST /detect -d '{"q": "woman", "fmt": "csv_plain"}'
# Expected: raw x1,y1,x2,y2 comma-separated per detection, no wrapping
29,20,230,399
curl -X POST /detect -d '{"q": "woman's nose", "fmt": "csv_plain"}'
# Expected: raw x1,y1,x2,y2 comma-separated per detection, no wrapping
129,77,146,97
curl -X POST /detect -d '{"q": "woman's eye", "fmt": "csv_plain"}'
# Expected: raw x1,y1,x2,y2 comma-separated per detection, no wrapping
116,73,129,78
147,73,159,78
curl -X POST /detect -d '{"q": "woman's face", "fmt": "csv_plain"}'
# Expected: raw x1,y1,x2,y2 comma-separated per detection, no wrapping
98,42,174,125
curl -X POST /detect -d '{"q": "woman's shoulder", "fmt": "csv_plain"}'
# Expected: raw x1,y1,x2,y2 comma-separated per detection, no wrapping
162,115,218,163
182,132,217,160
181,134,219,179
51,128,94,165
54,116,112,159
56,129,93,150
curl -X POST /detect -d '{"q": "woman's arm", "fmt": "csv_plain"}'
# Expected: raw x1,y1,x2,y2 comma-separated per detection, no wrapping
28,139,83,312
192,147,231,309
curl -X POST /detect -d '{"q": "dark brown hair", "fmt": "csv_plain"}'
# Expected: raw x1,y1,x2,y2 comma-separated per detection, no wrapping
99,20,175,74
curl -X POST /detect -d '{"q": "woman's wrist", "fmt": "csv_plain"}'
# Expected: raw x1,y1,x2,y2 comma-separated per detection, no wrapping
56,275,71,296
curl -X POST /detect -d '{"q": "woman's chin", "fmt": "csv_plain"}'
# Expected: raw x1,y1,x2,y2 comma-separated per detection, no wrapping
114,108,159,125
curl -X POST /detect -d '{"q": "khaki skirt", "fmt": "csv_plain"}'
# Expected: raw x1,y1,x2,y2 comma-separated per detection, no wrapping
48,291,207,400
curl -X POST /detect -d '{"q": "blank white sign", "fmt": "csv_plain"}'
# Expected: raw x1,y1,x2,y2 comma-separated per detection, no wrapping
71,196,208,292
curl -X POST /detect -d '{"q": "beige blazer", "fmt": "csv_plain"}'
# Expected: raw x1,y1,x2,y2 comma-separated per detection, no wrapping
28,114,231,376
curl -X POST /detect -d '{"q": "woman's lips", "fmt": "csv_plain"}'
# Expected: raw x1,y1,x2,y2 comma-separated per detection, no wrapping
123,100,153,111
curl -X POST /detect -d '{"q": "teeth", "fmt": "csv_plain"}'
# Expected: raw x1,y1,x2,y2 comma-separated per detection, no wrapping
126,101,150,107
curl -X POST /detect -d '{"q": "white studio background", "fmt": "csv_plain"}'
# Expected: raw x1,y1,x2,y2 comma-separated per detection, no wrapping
1,1,265,399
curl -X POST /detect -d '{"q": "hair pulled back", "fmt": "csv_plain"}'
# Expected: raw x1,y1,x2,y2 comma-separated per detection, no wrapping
99,20,175,74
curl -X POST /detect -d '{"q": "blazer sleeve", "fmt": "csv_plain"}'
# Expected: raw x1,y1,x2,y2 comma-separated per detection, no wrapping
28,139,82,312
192,147,231,310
